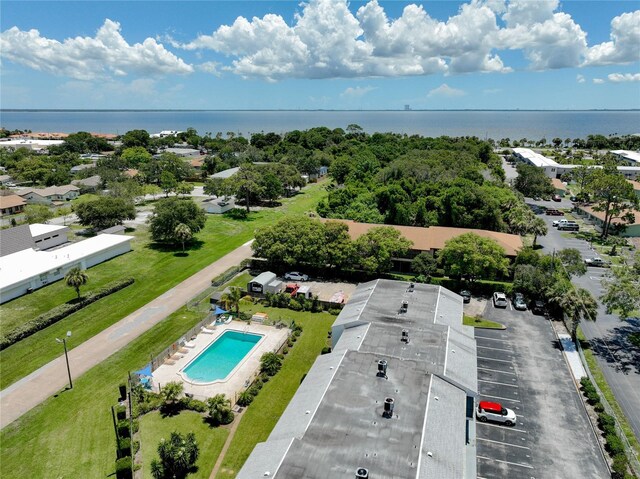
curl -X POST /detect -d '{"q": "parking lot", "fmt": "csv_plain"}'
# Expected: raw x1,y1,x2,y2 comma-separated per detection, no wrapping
473,301,609,478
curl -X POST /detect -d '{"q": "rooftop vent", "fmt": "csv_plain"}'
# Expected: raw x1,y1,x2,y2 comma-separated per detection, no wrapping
383,397,395,418
400,300,408,313
377,359,388,379
401,329,410,343
356,468,369,479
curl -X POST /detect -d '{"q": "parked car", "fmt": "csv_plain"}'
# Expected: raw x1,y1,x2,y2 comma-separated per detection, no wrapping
552,194,562,202
476,400,517,426
284,272,309,281
531,300,546,316
493,292,508,308
284,283,300,296
460,290,471,303
513,293,527,311
558,222,579,231
585,257,610,267
553,218,569,227
546,209,563,216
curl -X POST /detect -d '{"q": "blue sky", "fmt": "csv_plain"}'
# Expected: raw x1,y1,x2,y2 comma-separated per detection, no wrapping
1,0,639,109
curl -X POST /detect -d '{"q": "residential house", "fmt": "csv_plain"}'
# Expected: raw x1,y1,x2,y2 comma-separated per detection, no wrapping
0,195,26,216
17,185,80,204
575,204,640,237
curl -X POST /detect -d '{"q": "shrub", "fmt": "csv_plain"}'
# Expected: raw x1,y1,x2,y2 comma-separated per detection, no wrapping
225,208,249,220
247,385,261,397
293,329,301,338
605,433,625,456
236,391,254,407
288,299,302,311
259,372,270,383
133,440,140,455
593,402,604,413
115,456,133,479
180,397,207,413
328,308,342,315
282,347,289,355
116,404,126,420
0,277,135,350
598,413,616,435
260,351,283,376
118,437,132,456
287,338,294,348
611,454,628,479
321,346,332,355
117,420,130,438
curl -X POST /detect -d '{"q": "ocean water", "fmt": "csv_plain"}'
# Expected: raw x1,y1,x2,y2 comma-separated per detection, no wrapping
1,110,639,140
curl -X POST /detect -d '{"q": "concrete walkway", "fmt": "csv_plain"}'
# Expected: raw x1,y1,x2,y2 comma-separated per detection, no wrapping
0,240,254,429
209,407,247,479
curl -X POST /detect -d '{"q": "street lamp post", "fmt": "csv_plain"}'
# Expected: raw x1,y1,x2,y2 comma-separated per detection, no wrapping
56,331,73,389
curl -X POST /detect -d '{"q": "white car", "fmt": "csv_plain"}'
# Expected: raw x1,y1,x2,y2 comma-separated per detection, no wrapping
476,401,517,426
284,272,309,281
493,292,508,308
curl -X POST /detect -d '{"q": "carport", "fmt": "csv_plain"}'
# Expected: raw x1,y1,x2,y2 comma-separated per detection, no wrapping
247,271,277,294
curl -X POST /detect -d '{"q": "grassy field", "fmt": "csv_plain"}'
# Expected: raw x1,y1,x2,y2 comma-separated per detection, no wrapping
0,305,206,478
0,181,328,389
577,328,640,459
463,315,504,329
139,411,229,479
215,305,335,479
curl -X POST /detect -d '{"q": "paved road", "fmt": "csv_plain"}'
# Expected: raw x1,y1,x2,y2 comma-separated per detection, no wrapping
474,301,609,478
0,240,254,429
532,201,640,441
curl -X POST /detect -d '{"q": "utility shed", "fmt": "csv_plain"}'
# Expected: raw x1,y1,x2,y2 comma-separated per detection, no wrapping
247,271,277,294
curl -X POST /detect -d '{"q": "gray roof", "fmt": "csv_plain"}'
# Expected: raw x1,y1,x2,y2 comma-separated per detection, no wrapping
238,279,477,479
0,225,35,257
72,175,101,188
98,225,126,235
248,271,277,287
211,167,240,179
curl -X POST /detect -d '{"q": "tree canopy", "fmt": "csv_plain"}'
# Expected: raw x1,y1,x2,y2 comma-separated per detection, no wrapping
149,198,206,244
73,196,135,230
439,233,509,281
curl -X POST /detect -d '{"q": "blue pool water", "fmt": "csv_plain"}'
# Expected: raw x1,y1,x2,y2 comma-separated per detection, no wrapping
183,331,262,383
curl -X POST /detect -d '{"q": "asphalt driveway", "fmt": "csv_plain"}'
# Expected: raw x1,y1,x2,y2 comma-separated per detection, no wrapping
475,301,609,478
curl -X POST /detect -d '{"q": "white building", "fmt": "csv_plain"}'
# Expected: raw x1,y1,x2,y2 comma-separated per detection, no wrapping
0,233,132,304
513,148,640,180
0,139,64,151
611,150,640,166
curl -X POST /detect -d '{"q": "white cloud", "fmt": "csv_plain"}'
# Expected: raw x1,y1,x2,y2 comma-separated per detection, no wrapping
576,74,585,83
608,73,640,83
593,78,605,84
341,86,376,97
584,11,640,66
0,19,193,80
198,61,221,76
428,83,466,97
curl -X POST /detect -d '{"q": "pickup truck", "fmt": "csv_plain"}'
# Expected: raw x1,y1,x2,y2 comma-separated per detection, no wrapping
585,257,610,267
553,218,570,227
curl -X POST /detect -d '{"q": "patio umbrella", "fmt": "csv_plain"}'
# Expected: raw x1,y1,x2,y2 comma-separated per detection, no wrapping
213,305,228,316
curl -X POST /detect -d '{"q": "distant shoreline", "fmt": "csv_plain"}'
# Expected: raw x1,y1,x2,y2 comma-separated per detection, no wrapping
2,109,639,113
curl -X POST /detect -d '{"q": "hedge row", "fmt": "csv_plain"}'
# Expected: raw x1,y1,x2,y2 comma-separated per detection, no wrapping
0,277,135,350
428,277,513,296
579,377,633,479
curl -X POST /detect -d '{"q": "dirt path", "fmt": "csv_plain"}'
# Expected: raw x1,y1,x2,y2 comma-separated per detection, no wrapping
209,407,247,479
0,241,254,429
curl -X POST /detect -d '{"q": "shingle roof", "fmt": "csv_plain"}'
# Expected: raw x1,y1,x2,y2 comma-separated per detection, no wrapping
578,204,640,226
0,195,26,210
324,219,523,257
0,224,34,257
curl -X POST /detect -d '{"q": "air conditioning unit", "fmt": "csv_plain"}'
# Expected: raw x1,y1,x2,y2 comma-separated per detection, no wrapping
356,467,369,479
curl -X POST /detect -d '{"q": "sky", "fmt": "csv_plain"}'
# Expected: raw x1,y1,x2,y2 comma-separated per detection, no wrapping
1,0,639,110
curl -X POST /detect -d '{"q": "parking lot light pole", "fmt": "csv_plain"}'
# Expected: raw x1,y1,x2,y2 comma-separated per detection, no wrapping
56,331,73,389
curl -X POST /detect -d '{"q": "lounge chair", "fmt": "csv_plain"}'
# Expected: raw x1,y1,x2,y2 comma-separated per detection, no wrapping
224,316,233,324
184,341,196,349
201,327,215,334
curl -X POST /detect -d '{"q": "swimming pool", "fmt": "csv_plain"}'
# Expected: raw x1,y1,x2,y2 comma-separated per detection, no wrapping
182,330,263,383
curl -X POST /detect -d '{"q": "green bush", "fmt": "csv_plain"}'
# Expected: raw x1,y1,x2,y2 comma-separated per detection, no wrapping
611,454,629,478
132,440,140,455
225,208,249,220
259,372,270,383
287,338,294,348
117,420,130,439
115,456,133,479
321,346,332,355
179,397,207,413
115,404,126,420
598,412,616,435
605,433,625,456
282,346,289,355
594,402,605,413
118,437,132,456
328,308,342,315
288,299,302,311
236,391,254,407
247,385,261,397
0,277,135,350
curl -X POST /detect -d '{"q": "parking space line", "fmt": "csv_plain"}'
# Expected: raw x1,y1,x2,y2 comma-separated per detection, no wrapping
475,335,507,342
478,379,518,388
480,393,521,403
477,422,527,433
477,437,530,450
477,456,533,469
477,345,513,353
477,366,516,375
477,356,513,364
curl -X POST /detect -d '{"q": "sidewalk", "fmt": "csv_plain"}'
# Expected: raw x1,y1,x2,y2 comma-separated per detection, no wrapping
0,240,254,429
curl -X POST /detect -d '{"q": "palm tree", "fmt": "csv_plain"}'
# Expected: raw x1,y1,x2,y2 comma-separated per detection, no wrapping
65,267,88,299
220,287,251,315
160,381,184,406
564,288,598,342
529,217,548,248
173,223,192,253
260,352,283,376
151,431,199,479
207,394,232,425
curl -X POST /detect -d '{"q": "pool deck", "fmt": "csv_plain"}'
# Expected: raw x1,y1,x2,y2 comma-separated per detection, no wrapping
151,321,289,403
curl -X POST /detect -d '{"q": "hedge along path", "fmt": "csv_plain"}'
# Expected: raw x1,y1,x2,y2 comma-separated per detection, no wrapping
0,240,253,429
0,278,135,350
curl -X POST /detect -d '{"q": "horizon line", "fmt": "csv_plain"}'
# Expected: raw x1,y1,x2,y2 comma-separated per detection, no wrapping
2,108,639,113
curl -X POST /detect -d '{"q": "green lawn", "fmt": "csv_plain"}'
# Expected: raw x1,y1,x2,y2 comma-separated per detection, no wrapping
0,181,328,389
217,272,253,291
215,305,335,479
139,411,229,479
0,305,206,479
463,315,504,329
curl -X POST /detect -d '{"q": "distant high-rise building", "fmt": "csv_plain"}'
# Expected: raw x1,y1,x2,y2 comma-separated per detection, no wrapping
404,104,411,111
